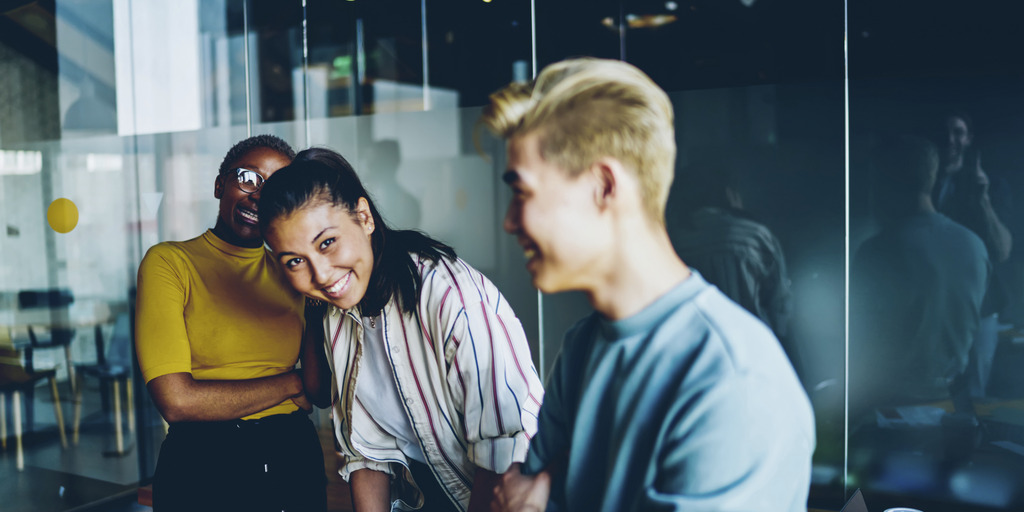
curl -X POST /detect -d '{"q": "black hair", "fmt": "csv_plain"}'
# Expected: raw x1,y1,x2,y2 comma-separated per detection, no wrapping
218,134,297,175
869,134,939,221
258,147,456,314
872,134,939,195
945,110,975,137
665,149,750,227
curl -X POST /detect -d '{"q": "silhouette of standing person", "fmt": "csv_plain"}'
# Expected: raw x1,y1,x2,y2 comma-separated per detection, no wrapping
364,139,421,229
934,112,1012,396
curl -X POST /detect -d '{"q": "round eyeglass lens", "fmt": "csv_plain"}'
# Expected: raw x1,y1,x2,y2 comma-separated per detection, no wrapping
235,168,263,193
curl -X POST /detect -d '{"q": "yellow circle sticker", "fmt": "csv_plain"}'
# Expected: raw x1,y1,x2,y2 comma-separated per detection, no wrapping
47,198,79,233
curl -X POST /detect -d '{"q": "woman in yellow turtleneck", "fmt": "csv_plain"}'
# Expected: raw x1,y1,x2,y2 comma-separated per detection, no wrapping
135,135,327,512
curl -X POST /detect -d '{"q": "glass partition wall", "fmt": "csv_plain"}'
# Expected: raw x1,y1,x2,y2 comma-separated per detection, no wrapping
1,1,1023,511
846,1,1024,510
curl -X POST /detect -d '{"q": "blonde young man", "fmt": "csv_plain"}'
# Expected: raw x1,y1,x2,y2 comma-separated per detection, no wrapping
481,58,815,512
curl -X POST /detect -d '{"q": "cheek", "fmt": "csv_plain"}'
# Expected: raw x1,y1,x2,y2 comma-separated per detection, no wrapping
284,270,310,292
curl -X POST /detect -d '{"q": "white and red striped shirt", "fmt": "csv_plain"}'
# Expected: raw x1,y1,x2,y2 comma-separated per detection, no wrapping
322,254,544,510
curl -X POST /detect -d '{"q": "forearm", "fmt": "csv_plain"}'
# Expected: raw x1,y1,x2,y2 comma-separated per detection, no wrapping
980,196,1013,262
147,371,303,423
300,325,332,408
300,301,332,407
469,468,502,512
350,468,391,512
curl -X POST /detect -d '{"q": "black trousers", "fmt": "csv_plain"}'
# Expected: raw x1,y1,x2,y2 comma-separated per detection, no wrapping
408,459,462,512
153,412,327,512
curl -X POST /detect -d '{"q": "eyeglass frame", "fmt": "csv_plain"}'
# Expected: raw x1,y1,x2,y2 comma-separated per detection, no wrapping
226,167,265,194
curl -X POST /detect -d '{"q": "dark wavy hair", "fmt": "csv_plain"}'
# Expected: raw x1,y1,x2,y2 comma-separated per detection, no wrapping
258,147,455,314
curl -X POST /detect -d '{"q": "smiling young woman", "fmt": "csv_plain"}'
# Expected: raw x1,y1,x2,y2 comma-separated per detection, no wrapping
258,147,544,512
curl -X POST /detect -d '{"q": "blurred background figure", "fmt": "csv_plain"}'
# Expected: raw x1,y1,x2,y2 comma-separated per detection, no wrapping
667,155,797,370
363,139,421,230
934,112,1013,397
850,134,989,415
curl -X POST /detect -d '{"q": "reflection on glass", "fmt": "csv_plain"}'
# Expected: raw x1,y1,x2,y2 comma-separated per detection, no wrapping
849,0,1024,505
851,135,988,411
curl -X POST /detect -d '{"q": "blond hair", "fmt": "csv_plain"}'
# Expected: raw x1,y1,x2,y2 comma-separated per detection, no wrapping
481,58,676,224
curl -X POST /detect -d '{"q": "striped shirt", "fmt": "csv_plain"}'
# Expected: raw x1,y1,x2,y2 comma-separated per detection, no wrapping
321,254,544,510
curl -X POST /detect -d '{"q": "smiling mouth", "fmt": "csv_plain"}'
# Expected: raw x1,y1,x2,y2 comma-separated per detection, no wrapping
238,207,258,224
323,272,351,297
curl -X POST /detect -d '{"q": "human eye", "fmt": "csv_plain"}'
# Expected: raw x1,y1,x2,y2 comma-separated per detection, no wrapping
319,237,335,251
283,257,304,269
238,169,261,188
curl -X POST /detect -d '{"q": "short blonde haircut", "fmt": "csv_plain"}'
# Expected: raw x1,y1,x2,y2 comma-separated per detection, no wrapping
481,58,676,224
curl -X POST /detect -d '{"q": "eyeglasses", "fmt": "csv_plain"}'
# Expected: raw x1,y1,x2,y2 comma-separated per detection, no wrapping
230,168,265,194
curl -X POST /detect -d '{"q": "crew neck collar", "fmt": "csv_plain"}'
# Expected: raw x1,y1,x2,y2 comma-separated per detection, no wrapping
202,229,266,259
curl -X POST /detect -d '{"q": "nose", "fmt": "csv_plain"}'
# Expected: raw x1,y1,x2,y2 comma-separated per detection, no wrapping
309,255,330,287
503,201,520,234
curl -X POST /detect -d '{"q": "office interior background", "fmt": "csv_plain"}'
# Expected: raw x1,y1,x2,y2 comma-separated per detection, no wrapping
2,0,1024,511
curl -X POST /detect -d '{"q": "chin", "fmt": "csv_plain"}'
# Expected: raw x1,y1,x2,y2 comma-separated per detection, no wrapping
327,296,360,311
532,275,563,295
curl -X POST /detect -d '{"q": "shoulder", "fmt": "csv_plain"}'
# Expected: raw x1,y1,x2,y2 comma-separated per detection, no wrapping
667,284,780,376
678,208,780,253
932,213,988,254
675,286,811,423
139,238,195,271
414,254,494,301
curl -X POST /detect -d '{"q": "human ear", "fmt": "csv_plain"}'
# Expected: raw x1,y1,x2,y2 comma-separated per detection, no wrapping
356,197,375,234
214,174,225,199
591,158,618,210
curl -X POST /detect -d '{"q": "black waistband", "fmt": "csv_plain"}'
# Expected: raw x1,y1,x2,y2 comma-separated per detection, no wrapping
169,411,310,434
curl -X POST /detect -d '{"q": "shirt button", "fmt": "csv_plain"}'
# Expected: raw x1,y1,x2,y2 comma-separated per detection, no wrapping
391,345,401,355
406,398,414,406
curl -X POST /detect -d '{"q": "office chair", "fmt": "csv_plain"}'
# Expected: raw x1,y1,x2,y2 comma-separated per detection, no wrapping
72,313,134,456
18,289,77,395
0,347,69,470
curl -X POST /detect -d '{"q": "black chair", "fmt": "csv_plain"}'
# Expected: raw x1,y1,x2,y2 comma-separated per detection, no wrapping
0,347,69,470
72,312,134,455
18,289,77,395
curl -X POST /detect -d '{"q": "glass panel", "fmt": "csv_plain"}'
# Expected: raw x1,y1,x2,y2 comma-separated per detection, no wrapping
849,1,1024,510
0,1,299,509
535,0,847,509
1,0,144,509
245,0,304,125
303,0,540,369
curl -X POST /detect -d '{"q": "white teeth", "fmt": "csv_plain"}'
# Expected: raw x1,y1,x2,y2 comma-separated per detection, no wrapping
325,273,349,294
239,209,258,221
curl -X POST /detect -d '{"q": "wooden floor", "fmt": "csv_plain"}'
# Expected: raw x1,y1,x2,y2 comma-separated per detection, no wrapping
320,428,355,512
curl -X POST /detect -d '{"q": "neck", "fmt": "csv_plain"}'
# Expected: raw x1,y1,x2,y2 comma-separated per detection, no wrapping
943,155,964,175
918,192,936,213
585,217,690,321
878,193,936,225
211,219,263,248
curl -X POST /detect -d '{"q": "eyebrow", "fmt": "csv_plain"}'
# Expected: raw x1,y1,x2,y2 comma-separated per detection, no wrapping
310,227,329,245
502,170,520,185
273,227,332,259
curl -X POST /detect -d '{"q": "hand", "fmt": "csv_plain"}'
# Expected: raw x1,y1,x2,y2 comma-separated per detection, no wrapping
291,391,313,412
491,463,550,512
967,151,990,197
